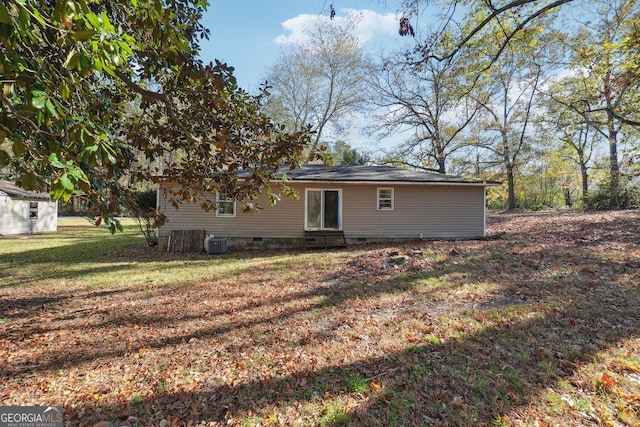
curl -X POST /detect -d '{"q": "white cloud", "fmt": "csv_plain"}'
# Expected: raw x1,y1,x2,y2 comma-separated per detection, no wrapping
274,9,399,46
345,9,398,44
273,14,316,45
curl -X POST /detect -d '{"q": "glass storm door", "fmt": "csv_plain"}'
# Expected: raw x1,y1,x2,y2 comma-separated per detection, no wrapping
306,190,340,230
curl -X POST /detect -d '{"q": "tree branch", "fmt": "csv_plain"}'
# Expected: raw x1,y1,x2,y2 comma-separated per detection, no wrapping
380,159,442,173
605,108,640,127
113,69,197,138
429,0,574,63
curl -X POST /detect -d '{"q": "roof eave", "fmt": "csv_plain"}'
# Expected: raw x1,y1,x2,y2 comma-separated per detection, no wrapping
282,179,501,187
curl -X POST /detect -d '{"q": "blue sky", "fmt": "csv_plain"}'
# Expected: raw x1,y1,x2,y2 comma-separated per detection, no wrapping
200,0,409,92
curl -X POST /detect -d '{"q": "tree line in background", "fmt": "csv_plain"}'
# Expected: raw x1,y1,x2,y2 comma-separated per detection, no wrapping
1,0,639,227
264,0,640,211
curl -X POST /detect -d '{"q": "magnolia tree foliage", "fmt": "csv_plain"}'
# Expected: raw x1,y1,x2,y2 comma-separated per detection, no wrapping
0,0,313,231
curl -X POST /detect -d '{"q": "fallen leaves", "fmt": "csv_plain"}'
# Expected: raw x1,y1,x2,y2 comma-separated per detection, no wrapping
599,372,616,390
611,359,640,374
370,380,383,392
0,211,639,426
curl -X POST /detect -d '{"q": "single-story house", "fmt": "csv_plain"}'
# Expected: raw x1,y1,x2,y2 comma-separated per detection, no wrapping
0,180,58,236
156,164,500,251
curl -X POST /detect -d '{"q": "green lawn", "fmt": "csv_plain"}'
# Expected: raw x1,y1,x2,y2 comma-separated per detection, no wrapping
1,212,639,426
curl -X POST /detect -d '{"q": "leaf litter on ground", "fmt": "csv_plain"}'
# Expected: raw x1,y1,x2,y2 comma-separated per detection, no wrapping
0,210,638,426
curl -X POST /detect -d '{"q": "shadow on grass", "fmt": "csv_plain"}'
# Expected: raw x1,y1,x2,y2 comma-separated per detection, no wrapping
4,248,634,425
0,262,154,289
0,240,295,289
0,289,131,320
0,265,421,377
1,212,638,425
57,275,638,426
2,220,355,260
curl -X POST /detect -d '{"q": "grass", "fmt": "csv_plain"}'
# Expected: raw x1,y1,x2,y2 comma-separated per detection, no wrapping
1,212,639,426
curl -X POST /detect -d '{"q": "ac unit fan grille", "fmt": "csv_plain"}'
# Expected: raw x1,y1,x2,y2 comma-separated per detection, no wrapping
207,238,228,254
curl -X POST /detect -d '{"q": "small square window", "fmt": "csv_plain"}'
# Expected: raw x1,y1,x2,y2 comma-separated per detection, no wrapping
377,188,394,210
216,193,236,217
29,201,38,218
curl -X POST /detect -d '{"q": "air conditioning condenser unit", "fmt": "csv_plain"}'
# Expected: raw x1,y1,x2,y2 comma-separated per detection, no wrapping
207,238,228,255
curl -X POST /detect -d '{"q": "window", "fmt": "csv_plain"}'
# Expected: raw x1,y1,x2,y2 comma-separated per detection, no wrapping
29,201,38,218
377,188,394,210
216,193,236,217
305,189,341,230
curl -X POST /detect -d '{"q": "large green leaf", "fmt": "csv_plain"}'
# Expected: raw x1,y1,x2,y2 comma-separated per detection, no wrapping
85,12,100,29
12,139,26,156
45,99,60,118
31,90,46,109
0,4,10,24
59,173,74,190
0,150,10,166
59,81,70,100
48,153,66,169
74,29,96,40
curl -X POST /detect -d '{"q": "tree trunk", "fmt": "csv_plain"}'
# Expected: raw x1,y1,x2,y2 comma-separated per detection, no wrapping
577,129,589,199
563,187,572,207
580,161,589,198
501,125,516,210
604,68,619,188
506,163,516,210
606,111,619,188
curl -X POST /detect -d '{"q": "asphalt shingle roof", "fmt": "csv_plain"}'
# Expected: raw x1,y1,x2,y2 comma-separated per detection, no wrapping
0,180,51,200
278,164,499,185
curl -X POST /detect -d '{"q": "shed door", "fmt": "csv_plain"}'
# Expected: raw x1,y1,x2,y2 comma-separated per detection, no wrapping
306,189,340,230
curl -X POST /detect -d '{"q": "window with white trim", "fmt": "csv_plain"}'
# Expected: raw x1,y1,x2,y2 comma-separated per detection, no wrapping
216,193,236,217
29,201,38,218
377,187,394,210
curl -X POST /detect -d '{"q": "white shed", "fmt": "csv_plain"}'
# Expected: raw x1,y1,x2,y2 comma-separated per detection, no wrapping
0,180,57,236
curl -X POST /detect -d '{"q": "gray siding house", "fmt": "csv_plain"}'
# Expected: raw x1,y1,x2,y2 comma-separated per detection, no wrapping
0,180,57,236
157,165,499,251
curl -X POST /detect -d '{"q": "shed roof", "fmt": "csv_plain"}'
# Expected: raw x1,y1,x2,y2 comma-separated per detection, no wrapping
275,164,500,186
0,180,51,201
